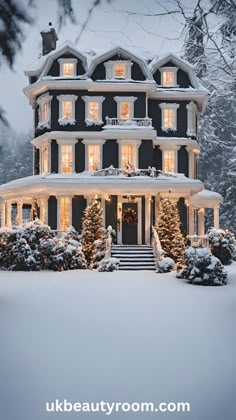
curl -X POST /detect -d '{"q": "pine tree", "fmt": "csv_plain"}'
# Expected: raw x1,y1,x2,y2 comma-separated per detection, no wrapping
155,198,186,269
81,199,106,267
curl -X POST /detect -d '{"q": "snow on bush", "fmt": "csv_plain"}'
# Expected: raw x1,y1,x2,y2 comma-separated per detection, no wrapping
177,247,228,286
97,257,120,272
156,257,175,273
207,228,236,265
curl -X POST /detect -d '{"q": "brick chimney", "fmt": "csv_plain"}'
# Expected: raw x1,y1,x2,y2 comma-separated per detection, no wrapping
40,22,58,56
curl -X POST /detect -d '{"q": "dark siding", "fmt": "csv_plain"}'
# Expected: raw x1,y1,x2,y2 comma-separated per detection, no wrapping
152,61,193,88
51,140,58,173
75,140,85,173
148,99,188,137
30,76,37,84
139,140,153,168
153,146,162,170
177,198,187,235
47,53,86,77
178,146,189,177
105,196,117,233
48,196,57,230
103,140,118,168
34,147,39,175
72,195,86,231
91,53,146,81
142,196,145,244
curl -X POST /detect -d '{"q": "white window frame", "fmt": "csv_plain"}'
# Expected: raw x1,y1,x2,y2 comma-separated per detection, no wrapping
114,96,137,119
159,103,179,131
57,58,77,77
57,139,77,174
186,101,198,137
162,150,175,173
82,139,105,171
160,66,178,87
57,94,77,125
160,145,180,173
58,197,72,232
39,144,49,175
117,139,141,169
36,93,53,129
104,60,133,80
82,96,105,126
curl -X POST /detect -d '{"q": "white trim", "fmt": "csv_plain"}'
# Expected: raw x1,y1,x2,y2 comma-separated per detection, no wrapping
57,94,77,125
82,95,105,125
160,66,178,87
104,60,133,80
114,96,137,119
58,58,77,77
186,101,198,136
36,93,53,128
159,102,179,131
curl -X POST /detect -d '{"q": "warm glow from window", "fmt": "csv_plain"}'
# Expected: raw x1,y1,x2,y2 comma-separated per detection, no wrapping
88,102,99,121
120,102,131,119
163,151,175,172
41,145,48,174
61,145,73,174
62,101,73,119
63,63,75,76
114,64,126,78
60,197,71,231
163,109,175,128
88,145,100,171
121,145,136,169
40,202,46,224
163,71,175,86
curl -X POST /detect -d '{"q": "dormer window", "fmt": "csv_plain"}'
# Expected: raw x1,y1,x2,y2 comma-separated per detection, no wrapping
114,96,137,120
82,96,105,126
58,58,77,77
159,103,179,131
57,94,77,125
160,67,178,87
36,93,53,129
104,61,133,80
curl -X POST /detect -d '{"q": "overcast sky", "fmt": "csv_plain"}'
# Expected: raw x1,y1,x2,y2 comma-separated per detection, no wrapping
0,0,187,132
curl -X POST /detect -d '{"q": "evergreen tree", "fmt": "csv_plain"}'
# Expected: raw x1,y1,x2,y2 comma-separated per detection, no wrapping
81,199,106,267
155,198,185,269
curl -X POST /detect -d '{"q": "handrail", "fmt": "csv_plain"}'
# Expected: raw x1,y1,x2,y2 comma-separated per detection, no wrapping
151,226,164,268
104,117,153,128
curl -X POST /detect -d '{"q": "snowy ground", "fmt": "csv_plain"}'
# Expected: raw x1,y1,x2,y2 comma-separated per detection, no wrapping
0,266,236,420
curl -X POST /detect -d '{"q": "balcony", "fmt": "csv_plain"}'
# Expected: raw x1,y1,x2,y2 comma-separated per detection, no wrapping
104,117,153,129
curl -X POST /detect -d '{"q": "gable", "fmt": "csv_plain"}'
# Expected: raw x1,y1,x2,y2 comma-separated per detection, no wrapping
47,53,86,78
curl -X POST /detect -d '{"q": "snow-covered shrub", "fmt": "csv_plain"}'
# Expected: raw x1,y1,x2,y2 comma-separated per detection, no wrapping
49,239,87,271
91,239,106,269
177,247,228,286
156,257,175,273
21,219,55,249
7,238,41,271
63,226,82,243
207,228,236,265
98,257,120,272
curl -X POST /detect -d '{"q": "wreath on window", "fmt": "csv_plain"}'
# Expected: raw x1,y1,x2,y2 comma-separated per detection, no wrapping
122,208,138,224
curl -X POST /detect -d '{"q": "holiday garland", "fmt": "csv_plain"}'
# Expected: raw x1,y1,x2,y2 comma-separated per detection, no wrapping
122,208,138,224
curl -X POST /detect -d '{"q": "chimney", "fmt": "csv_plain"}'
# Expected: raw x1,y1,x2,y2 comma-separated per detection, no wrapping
40,22,58,56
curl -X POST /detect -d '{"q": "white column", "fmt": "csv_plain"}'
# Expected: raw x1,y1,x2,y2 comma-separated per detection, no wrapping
16,199,23,225
0,201,5,228
39,197,48,224
187,146,194,178
214,206,220,229
154,193,160,227
145,195,151,244
188,205,194,236
6,201,12,228
198,208,205,236
101,197,106,228
117,196,122,244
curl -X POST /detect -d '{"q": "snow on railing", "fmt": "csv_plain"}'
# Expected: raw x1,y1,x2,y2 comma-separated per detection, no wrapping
151,226,164,268
104,225,113,258
93,165,179,178
104,117,153,128
188,235,209,248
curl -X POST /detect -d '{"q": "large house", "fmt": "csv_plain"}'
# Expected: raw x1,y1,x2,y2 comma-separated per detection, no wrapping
0,25,223,246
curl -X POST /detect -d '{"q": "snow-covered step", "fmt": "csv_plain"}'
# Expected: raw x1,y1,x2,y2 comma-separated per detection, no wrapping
112,245,156,271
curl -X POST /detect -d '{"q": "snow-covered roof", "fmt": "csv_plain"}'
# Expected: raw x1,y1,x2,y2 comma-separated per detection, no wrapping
189,189,223,208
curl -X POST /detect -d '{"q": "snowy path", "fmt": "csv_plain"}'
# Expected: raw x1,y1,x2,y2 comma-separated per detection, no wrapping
0,266,236,420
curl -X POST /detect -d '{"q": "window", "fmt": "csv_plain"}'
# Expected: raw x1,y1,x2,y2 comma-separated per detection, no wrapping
121,144,136,169
58,58,77,77
57,94,77,125
88,145,100,171
104,61,133,80
160,67,178,87
42,102,49,122
36,93,53,128
159,103,179,131
61,145,73,174
186,101,198,137
114,96,137,120
40,145,48,174
82,96,105,126
60,197,71,231
163,151,175,172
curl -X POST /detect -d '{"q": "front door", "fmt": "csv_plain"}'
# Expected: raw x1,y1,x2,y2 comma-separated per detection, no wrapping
122,202,138,244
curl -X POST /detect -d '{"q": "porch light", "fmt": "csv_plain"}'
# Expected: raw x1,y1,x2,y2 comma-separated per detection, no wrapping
105,195,111,202
127,194,136,203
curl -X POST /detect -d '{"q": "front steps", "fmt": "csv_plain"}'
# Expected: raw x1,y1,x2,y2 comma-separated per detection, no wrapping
112,245,156,271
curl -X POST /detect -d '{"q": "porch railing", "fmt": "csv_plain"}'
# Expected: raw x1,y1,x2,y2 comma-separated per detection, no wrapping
104,117,153,128
187,235,209,248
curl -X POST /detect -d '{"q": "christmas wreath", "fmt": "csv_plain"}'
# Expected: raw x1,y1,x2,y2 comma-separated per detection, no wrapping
122,208,138,224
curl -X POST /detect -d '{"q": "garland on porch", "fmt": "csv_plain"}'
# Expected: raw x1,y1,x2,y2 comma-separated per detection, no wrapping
122,208,138,224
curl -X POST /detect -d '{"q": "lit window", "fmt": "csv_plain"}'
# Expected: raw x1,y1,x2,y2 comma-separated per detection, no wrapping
163,109,175,128
36,94,52,128
163,151,175,172
60,197,71,231
159,103,179,131
62,101,73,119
120,102,131,120
121,145,136,169
88,102,99,121
162,72,174,87
63,62,75,77
88,145,100,171
61,145,73,174
40,145,48,174
114,64,126,78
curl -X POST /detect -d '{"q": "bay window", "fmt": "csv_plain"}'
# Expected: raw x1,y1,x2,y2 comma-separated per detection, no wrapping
159,103,179,131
